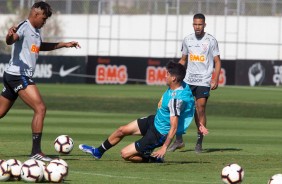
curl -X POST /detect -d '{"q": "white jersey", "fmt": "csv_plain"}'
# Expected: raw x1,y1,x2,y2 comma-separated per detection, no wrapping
181,33,220,87
5,20,42,77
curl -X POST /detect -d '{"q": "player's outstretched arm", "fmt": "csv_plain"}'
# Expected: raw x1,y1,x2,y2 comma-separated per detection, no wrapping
40,41,80,51
6,26,19,45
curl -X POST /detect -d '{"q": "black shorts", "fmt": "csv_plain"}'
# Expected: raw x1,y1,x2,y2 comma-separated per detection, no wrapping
1,72,35,101
135,115,167,157
189,85,210,100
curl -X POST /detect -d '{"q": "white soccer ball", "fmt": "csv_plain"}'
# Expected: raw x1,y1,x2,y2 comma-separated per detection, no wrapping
20,159,44,182
50,158,69,177
268,174,282,184
54,135,74,154
6,159,22,181
0,160,11,181
221,163,244,184
44,162,67,183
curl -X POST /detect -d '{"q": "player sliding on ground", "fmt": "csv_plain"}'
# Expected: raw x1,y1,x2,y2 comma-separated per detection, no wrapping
79,61,208,163
0,1,80,162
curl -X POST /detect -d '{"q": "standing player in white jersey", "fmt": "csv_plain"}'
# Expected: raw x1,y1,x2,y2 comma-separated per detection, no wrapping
0,1,80,161
168,13,221,153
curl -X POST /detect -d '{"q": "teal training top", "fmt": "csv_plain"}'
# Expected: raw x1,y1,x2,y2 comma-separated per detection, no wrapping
154,82,195,135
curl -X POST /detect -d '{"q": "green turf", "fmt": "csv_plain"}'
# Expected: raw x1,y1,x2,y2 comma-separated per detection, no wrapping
0,84,282,183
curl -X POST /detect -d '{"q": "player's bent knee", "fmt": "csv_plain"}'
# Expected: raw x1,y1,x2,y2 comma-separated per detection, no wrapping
116,126,129,137
120,150,130,160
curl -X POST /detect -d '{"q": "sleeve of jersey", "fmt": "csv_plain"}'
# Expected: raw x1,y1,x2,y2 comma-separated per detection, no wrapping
181,39,188,55
212,39,220,57
168,99,183,117
16,22,26,40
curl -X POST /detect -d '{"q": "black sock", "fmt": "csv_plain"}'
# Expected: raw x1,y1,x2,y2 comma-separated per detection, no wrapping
32,133,42,155
98,139,113,154
196,132,203,145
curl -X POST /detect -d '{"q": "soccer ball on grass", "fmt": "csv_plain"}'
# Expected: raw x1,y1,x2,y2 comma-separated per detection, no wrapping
0,160,11,181
268,174,282,184
44,161,68,183
20,159,44,182
221,163,244,184
50,158,69,177
54,135,74,154
6,159,22,181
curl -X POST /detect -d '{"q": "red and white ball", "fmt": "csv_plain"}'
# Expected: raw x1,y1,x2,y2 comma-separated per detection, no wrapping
221,163,244,184
20,159,44,182
54,135,74,154
268,174,282,184
44,162,68,183
0,160,11,181
50,158,69,177
6,159,22,181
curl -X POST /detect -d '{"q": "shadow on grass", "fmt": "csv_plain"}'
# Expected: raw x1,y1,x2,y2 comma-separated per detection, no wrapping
180,148,242,153
14,154,71,160
165,160,211,165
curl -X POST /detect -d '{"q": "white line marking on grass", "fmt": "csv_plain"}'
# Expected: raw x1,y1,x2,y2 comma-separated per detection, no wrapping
71,170,218,183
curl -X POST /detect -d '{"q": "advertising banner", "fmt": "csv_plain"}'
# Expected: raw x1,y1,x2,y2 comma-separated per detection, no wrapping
235,60,282,86
0,55,86,83
86,56,234,86
86,56,173,85
1,54,280,86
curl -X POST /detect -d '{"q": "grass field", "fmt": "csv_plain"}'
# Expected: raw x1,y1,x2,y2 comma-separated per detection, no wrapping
0,84,282,183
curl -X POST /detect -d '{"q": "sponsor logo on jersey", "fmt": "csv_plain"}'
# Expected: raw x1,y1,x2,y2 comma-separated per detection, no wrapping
30,44,40,53
146,66,166,85
14,84,23,93
189,54,206,62
96,64,128,84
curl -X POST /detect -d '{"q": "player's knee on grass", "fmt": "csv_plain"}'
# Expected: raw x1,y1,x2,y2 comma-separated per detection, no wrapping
120,149,131,161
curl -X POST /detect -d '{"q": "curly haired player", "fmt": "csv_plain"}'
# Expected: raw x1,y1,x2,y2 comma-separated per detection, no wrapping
0,1,80,161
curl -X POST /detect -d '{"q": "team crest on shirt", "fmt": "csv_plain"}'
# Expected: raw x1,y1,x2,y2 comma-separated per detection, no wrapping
171,91,176,97
202,42,209,52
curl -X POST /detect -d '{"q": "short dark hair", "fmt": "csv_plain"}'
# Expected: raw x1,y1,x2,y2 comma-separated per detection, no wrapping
32,1,52,17
166,61,186,82
193,13,205,22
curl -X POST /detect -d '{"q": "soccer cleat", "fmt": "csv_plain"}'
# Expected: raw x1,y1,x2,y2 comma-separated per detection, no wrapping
30,152,52,162
195,144,203,153
79,144,102,159
167,141,185,152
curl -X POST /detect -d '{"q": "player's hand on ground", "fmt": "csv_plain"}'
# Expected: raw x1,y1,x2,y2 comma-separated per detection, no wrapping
199,125,209,135
65,41,81,48
151,147,166,159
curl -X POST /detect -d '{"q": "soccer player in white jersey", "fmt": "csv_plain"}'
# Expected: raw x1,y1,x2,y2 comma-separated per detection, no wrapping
168,13,221,153
0,1,80,161
79,61,208,163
